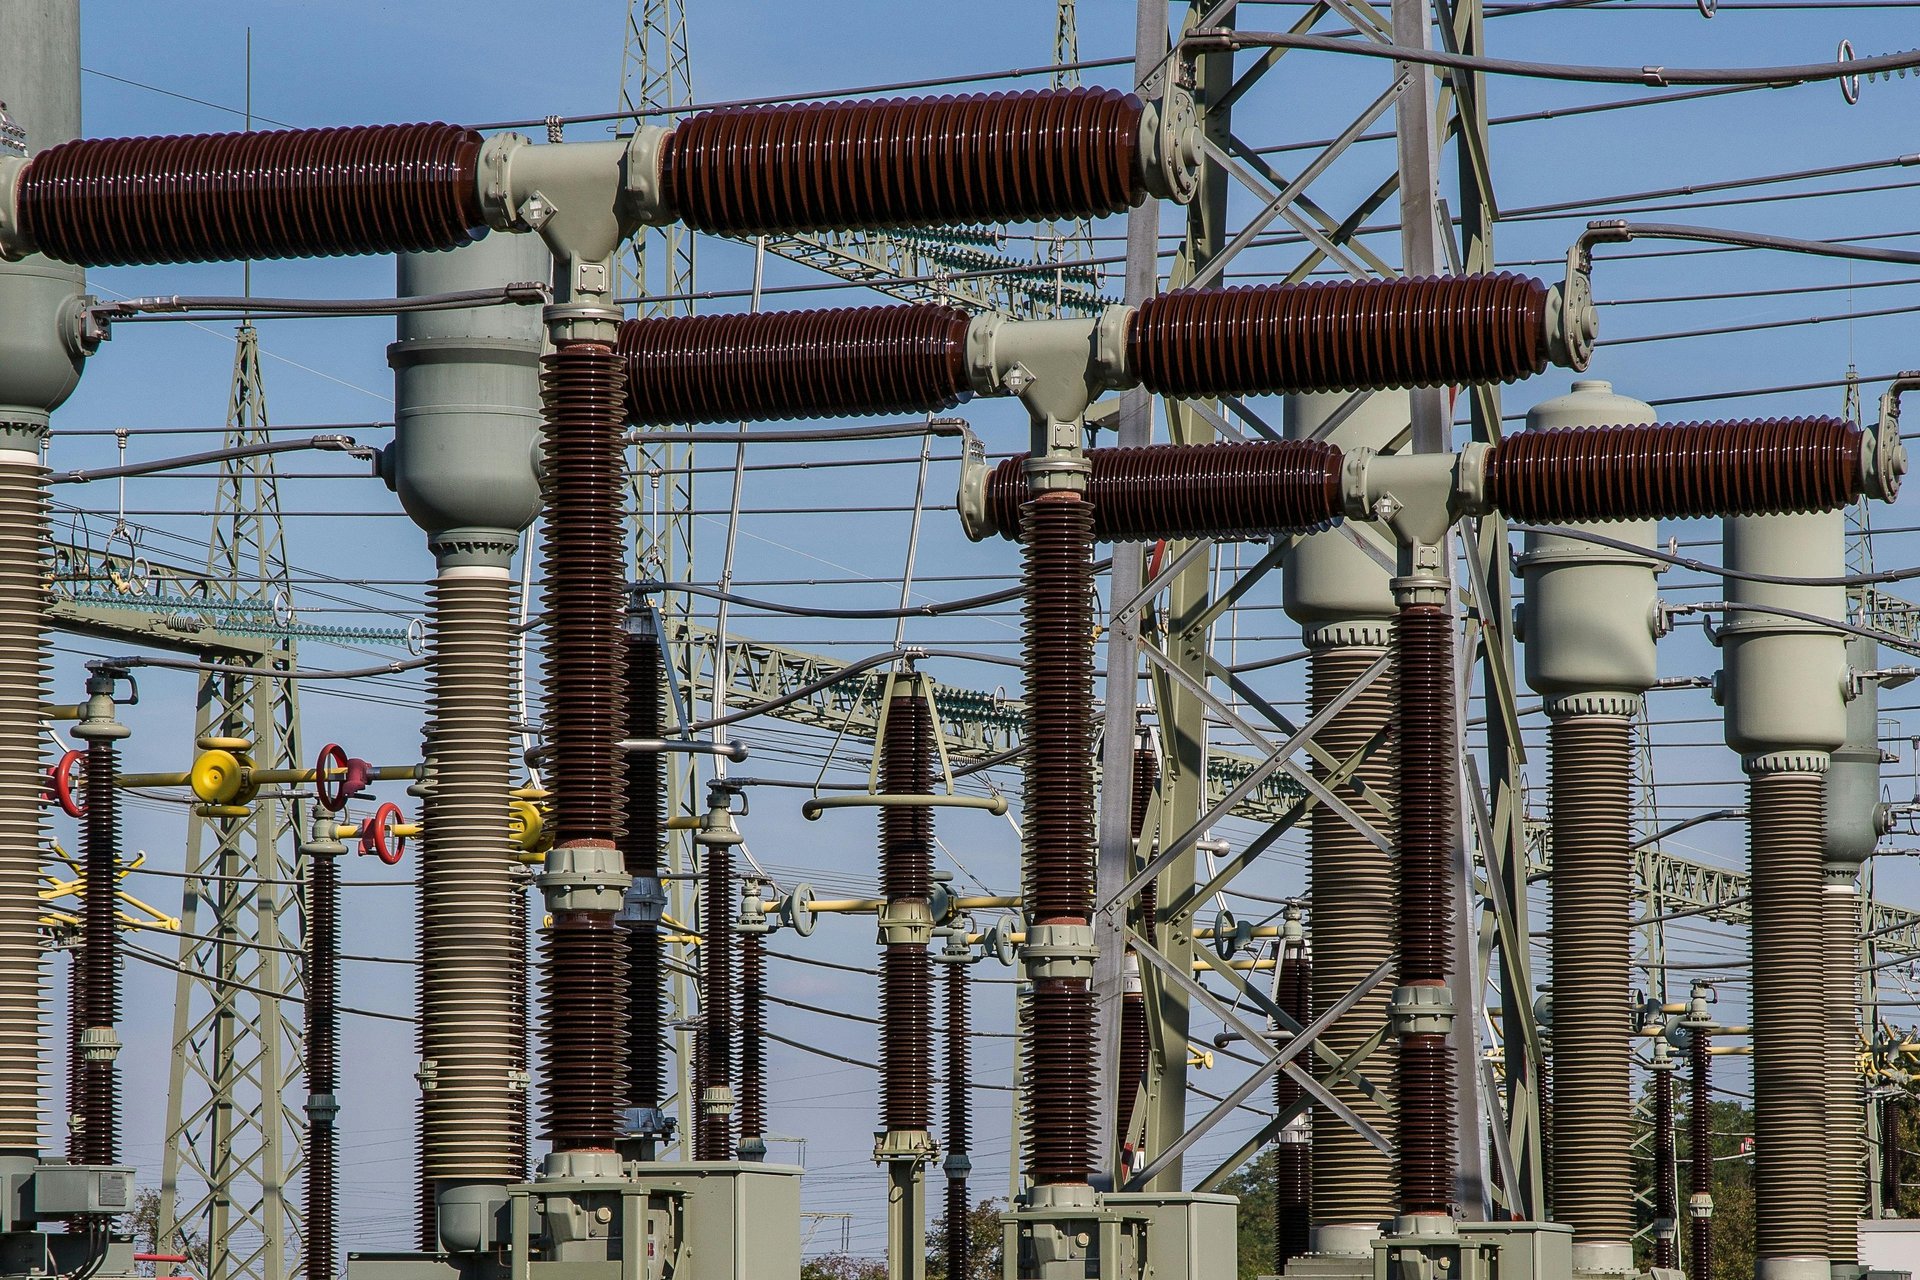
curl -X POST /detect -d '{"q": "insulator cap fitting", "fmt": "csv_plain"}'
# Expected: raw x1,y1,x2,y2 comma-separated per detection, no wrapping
1140,90,1202,204
538,840,630,913
700,1085,736,1118
1388,984,1456,1037
1022,923,1095,980
874,1129,939,1164
877,898,935,948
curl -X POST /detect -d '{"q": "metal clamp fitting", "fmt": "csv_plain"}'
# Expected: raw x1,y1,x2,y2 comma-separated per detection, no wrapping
538,841,629,913
0,155,31,261
79,1026,120,1064
700,1085,736,1119
1388,985,1457,1037
1022,922,1095,980
877,898,934,947
873,1129,938,1165
305,1092,340,1126
619,127,672,226
1140,88,1201,204
616,875,667,927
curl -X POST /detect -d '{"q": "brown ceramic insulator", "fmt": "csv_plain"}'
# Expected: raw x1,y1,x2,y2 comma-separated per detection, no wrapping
945,960,972,1280
305,851,340,1280
540,342,629,846
1138,880,1158,947
700,840,734,1162
1129,743,1157,846
1020,495,1096,923
1127,274,1550,398
617,304,973,427
416,923,434,1250
539,911,628,1151
1307,645,1398,1230
660,87,1146,234
1116,991,1148,1152
1395,605,1453,987
65,951,81,1164
880,686,934,1136
1396,1035,1455,1217
1274,947,1312,1271
1748,771,1828,1261
1881,1095,1900,1214
980,440,1347,543
77,737,119,1166
512,883,531,1178
624,630,666,1114
1024,980,1095,1185
1547,714,1635,1247
738,931,766,1155
1690,1024,1713,1279
16,123,485,267
1394,602,1455,1217
1653,1065,1676,1271
1484,416,1863,523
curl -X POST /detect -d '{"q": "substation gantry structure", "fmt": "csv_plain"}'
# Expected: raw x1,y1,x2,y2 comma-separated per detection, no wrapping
2,3,1920,1280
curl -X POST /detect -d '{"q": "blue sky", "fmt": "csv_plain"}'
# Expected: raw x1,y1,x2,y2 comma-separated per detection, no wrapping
37,0,1920,1265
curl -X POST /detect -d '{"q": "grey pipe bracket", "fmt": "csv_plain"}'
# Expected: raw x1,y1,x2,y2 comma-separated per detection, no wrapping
621,737,749,763
1868,372,1920,499
801,792,1008,821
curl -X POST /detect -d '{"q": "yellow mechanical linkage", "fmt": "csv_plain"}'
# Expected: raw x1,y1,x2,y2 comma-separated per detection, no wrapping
38,842,179,935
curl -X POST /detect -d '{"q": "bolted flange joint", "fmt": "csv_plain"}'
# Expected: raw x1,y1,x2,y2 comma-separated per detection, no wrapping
305,1092,340,1127
1388,984,1456,1037
1140,88,1202,204
877,898,934,948
943,1151,973,1180
874,1128,938,1165
79,1026,120,1063
1023,922,1095,981
538,840,629,913
700,1084,736,1120
622,1106,675,1141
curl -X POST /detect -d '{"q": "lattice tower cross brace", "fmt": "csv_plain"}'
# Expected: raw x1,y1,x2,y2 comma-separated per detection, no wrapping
158,323,308,1280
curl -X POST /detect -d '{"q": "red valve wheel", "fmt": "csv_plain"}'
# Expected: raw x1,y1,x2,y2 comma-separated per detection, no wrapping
359,801,407,866
51,749,86,818
313,743,349,813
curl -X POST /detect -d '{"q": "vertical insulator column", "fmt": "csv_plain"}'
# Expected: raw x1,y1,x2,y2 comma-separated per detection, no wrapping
738,927,766,1160
76,734,119,1166
699,838,734,1161
944,957,972,1280
1750,771,1830,1264
1273,943,1312,1272
418,571,525,1185
1826,876,1864,1267
1546,712,1636,1251
1020,493,1098,1189
65,951,81,1163
1652,1055,1677,1271
623,628,667,1132
1882,1096,1901,1215
880,686,935,1137
538,339,632,1155
303,834,343,1280
1306,645,1397,1239
1393,602,1455,1218
1689,1019,1714,1280
0,454,51,1161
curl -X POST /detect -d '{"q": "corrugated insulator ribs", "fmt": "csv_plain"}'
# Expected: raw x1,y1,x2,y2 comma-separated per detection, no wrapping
538,912,628,1151
738,930,766,1156
538,340,630,1154
306,850,340,1280
16,123,486,266
624,629,666,1117
618,305,973,427
660,87,1147,234
700,839,735,1162
945,960,972,1280
1020,494,1097,1187
1483,416,1863,522
1691,1023,1714,1279
881,686,934,1136
1127,274,1551,397
981,441,1346,543
1394,603,1455,1218
1653,1064,1677,1271
1546,713,1635,1248
541,342,629,846
77,736,120,1167
1273,947,1312,1273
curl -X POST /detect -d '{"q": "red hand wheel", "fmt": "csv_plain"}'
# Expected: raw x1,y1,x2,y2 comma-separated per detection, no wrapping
313,743,349,813
358,801,407,866
50,749,86,818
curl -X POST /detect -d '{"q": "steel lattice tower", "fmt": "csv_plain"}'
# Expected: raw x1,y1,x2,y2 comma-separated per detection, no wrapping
157,322,309,1280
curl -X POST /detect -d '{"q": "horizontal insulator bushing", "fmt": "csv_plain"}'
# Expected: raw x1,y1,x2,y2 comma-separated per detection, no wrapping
1485,417,1864,522
978,440,1346,541
1127,274,1551,397
15,123,486,266
660,88,1146,233
618,305,973,425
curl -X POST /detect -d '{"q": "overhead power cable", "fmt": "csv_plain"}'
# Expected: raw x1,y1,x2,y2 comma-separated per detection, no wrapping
1186,28,1920,86
1587,219,1920,266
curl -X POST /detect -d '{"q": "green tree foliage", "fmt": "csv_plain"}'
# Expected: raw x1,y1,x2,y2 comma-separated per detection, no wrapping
1628,1079,1754,1280
1216,1150,1280,1280
803,1196,1003,1280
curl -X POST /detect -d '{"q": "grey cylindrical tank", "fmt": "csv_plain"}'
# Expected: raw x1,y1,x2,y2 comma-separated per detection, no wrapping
1826,633,1885,868
1718,511,1848,770
0,0,88,441
1281,390,1404,647
1517,381,1660,713
386,234,550,567
0,0,83,1166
